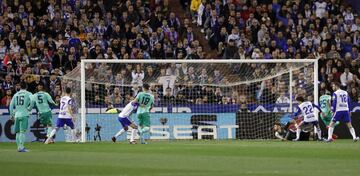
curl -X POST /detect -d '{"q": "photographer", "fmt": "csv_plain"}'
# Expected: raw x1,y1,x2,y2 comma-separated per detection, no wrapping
94,124,102,141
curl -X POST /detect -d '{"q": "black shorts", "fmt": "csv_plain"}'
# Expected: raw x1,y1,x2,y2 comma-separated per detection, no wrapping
285,131,310,141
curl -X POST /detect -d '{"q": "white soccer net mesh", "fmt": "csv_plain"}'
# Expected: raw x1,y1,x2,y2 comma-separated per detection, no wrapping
61,60,316,142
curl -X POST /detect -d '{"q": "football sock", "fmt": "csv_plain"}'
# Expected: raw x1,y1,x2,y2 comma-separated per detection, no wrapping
349,127,357,140
295,128,301,140
16,133,21,150
71,129,77,142
130,129,136,142
47,127,53,138
316,128,322,140
114,129,125,138
140,127,150,134
19,132,25,149
328,127,334,140
139,127,150,144
46,128,57,143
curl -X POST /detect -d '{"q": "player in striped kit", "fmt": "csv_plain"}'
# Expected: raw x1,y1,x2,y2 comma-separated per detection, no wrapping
327,83,359,142
45,87,76,144
111,101,139,144
292,97,323,141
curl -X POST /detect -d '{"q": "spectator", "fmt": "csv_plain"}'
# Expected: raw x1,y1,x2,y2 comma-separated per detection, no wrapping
349,87,358,102
162,87,175,105
340,67,354,89
198,68,208,84
92,94,105,105
202,86,216,103
1,89,12,106
131,64,145,86
219,96,230,105
2,75,14,90
110,87,123,105
175,91,188,105
332,67,341,83
276,92,290,104
190,0,202,23
64,55,77,73
222,39,237,59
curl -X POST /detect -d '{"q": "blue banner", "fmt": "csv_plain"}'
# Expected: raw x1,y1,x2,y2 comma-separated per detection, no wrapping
0,115,68,142
82,113,237,141
0,113,237,142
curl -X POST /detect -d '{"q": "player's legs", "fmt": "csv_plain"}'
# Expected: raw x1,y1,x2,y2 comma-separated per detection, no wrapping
40,111,53,138
327,111,343,141
129,123,138,143
321,113,332,127
312,121,322,140
343,112,359,141
327,121,337,141
45,118,67,144
324,112,340,127
139,126,150,144
15,116,28,151
322,112,339,139
346,122,358,141
113,127,127,138
14,117,21,149
64,119,77,142
112,117,132,142
138,113,150,134
294,121,304,141
138,113,150,144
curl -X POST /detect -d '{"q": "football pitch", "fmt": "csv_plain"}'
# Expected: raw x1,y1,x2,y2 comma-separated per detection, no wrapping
0,140,359,176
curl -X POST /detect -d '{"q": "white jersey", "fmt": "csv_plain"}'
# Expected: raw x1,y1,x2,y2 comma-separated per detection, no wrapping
332,90,350,112
158,75,176,95
315,1,327,18
119,102,136,118
297,101,318,122
58,96,74,119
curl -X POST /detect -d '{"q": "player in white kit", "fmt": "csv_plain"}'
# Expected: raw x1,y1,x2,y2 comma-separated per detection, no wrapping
111,101,139,144
45,87,76,144
292,96,323,141
327,82,359,142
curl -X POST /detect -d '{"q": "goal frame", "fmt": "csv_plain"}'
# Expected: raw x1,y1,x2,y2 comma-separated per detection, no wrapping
80,59,319,142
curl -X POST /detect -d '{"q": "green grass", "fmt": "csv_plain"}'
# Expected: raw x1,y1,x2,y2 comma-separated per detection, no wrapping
0,140,359,176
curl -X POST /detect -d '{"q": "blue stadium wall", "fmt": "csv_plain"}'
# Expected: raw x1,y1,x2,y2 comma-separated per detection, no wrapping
1,104,360,142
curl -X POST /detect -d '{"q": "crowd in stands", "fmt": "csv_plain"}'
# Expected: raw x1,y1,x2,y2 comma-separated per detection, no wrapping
0,0,359,108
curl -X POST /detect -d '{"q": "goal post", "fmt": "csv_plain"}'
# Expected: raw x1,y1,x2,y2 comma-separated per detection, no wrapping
72,59,319,142
80,60,86,143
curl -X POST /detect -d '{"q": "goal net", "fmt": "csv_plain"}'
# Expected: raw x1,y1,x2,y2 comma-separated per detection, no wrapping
61,59,318,142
